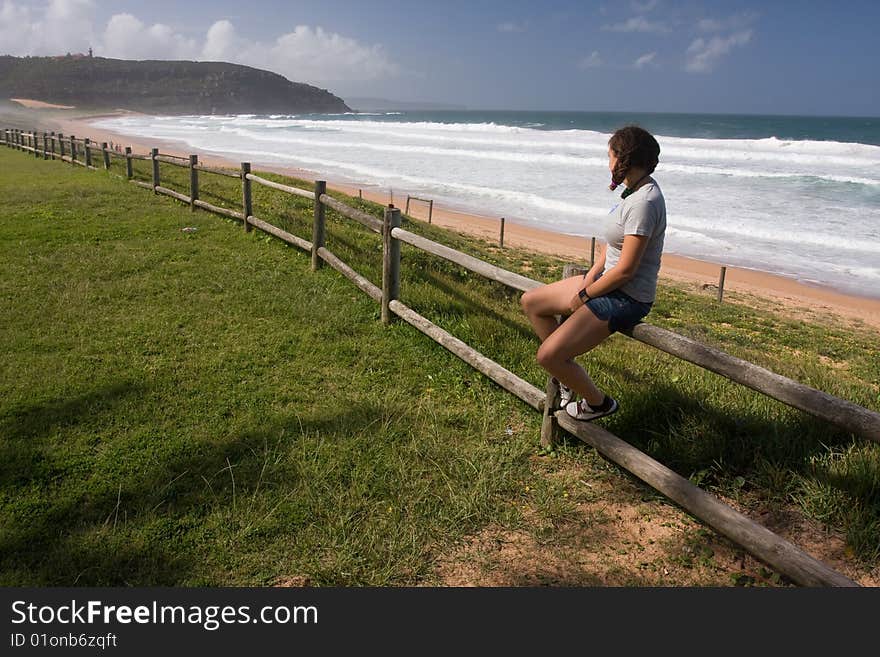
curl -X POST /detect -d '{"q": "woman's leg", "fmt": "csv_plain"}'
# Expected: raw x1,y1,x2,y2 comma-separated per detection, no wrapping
520,276,586,340
535,303,612,406
521,277,613,405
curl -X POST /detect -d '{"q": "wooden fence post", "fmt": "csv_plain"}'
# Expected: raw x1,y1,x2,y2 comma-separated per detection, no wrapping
42,132,49,159
101,142,110,170
718,266,727,303
590,237,596,267
33,131,39,158
189,155,199,212
84,138,92,168
499,217,505,248
49,132,56,160
151,148,160,192
381,206,402,325
311,180,327,271
540,263,590,447
241,162,252,231
405,195,410,215
428,199,433,225
125,146,132,179
57,133,64,160
69,135,76,165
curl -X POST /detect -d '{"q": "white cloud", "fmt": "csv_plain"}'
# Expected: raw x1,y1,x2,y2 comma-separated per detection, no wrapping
497,21,526,33
631,0,659,12
100,13,198,60
602,16,669,33
0,2,398,84
578,51,603,69
685,30,752,72
634,52,657,69
0,0,95,56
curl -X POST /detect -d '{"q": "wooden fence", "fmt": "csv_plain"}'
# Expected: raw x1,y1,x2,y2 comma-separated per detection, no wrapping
4,126,879,587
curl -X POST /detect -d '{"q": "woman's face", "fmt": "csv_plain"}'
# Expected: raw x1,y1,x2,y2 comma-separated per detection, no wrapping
607,147,618,173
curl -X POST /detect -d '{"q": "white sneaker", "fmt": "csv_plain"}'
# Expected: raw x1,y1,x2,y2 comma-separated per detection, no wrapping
565,397,619,422
552,378,574,409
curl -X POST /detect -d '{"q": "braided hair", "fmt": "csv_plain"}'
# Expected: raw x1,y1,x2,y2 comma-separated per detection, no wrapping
608,125,660,189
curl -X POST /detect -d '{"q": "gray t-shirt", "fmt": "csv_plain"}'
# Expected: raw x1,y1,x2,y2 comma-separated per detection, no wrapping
603,180,666,303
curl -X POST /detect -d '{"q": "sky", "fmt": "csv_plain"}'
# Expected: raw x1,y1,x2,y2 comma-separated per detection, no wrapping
1,0,878,116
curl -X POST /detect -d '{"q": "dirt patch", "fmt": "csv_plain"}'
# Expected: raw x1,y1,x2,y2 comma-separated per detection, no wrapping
430,459,878,587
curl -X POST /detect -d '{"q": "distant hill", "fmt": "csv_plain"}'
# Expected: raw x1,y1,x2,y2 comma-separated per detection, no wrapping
0,55,350,115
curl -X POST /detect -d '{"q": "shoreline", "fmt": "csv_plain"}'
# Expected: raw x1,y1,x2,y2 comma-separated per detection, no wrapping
12,104,880,331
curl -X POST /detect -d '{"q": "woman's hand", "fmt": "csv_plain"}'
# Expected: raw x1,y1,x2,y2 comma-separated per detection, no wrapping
569,292,585,315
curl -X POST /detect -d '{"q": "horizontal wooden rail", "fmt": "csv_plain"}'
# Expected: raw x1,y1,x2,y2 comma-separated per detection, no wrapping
194,164,240,178
155,154,189,166
156,185,191,204
319,247,383,303
132,180,153,190
389,299,543,410
392,227,542,293
193,199,244,221
157,152,189,161
554,411,857,587
320,194,383,233
129,153,151,161
246,173,315,199
624,323,880,443
248,215,312,251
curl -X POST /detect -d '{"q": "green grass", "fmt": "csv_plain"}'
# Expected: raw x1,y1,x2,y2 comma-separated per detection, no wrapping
1,146,879,586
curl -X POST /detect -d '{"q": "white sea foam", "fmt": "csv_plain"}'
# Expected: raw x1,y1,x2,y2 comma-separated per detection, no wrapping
92,114,880,298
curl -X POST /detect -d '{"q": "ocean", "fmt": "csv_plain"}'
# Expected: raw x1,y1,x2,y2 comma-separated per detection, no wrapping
92,110,880,300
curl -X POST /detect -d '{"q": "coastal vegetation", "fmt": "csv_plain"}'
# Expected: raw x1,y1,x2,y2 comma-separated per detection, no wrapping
1,147,878,586
0,55,350,114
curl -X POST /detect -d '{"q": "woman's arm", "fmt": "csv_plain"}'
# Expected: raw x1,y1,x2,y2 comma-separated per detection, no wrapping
568,234,650,313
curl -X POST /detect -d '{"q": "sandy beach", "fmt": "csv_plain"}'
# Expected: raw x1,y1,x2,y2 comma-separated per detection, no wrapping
8,101,880,331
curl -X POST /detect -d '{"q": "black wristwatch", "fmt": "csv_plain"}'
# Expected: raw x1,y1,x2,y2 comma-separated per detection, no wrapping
578,289,591,305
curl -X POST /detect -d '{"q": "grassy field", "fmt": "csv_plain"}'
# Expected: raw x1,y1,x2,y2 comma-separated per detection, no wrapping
1,143,878,586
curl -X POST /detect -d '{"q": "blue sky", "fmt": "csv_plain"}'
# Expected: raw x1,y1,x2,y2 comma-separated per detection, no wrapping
2,0,878,116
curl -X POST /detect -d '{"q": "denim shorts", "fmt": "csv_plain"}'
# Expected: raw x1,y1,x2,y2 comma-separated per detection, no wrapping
585,289,653,333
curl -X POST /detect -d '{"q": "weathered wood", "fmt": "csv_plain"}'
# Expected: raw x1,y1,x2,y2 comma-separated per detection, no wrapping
246,173,315,199
133,181,154,190
389,299,544,410
151,148,160,192
382,207,402,324
49,132,56,160
193,199,245,221
193,164,241,178
155,154,189,166
155,186,192,204
69,135,76,164
125,146,133,179
554,411,857,587
101,142,110,169
189,155,199,212
718,266,727,303
248,215,312,251
241,162,253,233
392,227,543,293
428,199,433,224
57,133,65,159
623,323,880,444
318,247,382,303
319,194,382,233
311,181,326,271
499,217,505,248
42,132,49,159
84,138,92,167
128,153,151,161
590,237,596,267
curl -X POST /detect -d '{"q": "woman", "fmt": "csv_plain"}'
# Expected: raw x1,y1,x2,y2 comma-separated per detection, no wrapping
520,125,665,421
